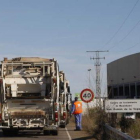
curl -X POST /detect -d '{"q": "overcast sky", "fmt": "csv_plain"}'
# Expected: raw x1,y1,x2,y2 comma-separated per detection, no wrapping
0,0,140,97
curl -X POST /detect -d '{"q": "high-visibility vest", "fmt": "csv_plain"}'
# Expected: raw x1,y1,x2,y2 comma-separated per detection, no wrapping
73,101,83,114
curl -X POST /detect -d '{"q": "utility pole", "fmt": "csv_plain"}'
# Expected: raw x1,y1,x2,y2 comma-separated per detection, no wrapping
87,50,108,107
88,69,91,89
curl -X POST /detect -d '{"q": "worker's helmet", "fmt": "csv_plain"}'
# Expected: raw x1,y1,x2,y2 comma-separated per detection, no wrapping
75,97,78,101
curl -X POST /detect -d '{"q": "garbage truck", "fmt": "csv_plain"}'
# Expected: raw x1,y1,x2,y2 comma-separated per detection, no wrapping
0,57,62,136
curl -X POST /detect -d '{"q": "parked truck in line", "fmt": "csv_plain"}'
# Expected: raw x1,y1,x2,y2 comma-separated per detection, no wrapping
0,57,71,136
59,71,72,128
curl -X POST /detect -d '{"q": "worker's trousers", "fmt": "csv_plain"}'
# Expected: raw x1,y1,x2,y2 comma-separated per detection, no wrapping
74,113,82,130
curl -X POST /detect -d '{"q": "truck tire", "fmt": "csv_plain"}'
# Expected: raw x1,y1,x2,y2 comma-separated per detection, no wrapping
51,130,58,135
43,130,50,135
2,129,19,136
2,129,10,136
13,129,19,136
60,124,66,128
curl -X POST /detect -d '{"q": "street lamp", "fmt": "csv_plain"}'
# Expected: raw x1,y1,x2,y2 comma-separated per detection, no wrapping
88,69,91,89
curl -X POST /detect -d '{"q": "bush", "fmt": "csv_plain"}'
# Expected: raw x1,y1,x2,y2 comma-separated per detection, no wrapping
82,107,108,140
119,116,140,139
127,119,140,139
119,116,134,132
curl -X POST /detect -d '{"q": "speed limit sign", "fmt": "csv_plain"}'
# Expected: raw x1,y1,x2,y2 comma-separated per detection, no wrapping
80,89,94,103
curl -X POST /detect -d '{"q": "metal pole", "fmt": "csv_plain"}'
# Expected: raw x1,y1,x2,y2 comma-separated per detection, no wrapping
88,69,91,89
87,102,89,115
96,51,101,107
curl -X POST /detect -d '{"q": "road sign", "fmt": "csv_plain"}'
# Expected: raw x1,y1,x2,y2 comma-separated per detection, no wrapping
80,89,94,103
105,99,140,113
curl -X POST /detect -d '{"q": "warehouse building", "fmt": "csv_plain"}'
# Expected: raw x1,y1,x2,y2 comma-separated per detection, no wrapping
107,53,140,99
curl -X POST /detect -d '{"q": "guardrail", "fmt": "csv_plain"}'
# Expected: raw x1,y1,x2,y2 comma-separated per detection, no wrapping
104,124,136,140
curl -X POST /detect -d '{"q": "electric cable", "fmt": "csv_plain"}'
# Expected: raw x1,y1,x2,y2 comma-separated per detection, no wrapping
98,0,139,50
108,18,140,51
119,41,140,52
105,0,139,46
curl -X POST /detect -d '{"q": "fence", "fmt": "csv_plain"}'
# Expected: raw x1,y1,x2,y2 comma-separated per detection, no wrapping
104,124,136,140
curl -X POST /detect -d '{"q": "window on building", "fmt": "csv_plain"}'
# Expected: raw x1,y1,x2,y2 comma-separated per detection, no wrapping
137,84,140,97
119,86,123,96
130,84,135,98
125,85,129,97
113,87,118,96
108,86,113,99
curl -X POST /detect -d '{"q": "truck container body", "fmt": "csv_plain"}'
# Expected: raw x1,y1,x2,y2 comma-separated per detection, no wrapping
0,57,60,135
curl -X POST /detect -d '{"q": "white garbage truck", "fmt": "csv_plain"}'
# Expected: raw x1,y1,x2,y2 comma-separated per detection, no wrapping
59,71,72,128
0,57,61,136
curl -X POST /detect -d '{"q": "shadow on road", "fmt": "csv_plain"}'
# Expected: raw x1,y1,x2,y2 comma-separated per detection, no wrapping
0,131,55,138
72,135,95,140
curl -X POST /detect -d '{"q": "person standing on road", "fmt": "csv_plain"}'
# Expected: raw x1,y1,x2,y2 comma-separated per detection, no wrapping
71,97,83,131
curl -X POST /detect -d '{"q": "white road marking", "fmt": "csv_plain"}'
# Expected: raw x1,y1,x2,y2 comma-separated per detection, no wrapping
65,127,72,140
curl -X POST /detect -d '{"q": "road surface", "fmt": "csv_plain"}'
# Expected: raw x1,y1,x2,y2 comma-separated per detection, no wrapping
0,120,95,140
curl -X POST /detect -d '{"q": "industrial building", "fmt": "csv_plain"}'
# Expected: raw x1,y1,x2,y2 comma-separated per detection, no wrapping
107,53,140,99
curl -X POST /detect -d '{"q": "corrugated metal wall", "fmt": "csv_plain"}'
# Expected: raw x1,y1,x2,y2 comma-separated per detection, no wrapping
107,53,140,85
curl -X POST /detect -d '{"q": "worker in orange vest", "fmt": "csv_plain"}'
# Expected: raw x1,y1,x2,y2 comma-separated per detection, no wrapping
71,97,83,131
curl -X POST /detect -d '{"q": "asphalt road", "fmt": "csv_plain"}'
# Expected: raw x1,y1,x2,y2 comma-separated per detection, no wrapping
0,121,95,140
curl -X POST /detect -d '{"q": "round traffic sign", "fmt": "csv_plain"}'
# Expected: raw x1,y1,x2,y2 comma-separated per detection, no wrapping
80,89,94,103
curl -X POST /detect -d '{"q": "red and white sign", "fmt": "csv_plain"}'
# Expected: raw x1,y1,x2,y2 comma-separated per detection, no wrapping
80,89,94,103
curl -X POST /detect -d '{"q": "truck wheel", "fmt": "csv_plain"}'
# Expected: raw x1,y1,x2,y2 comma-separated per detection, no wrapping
13,129,19,136
60,124,66,128
2,129,19,136
2,129,10,136
51,130,58,135
43,130,50,135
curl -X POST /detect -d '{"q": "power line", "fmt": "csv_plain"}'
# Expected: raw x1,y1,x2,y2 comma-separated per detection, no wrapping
119,41,140,52
99,0,139,50
108,18,140,51
104,40,140,59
